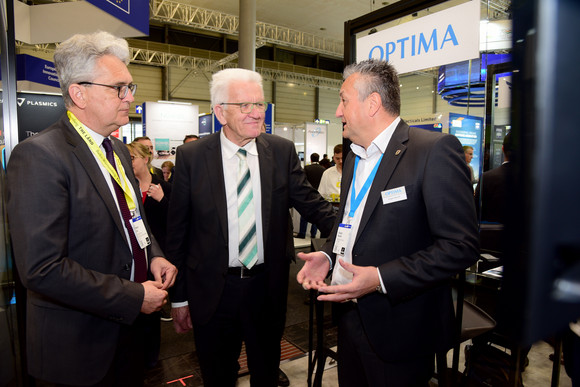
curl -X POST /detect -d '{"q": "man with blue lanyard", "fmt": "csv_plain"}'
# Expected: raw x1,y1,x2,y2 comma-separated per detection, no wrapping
297,59,479,386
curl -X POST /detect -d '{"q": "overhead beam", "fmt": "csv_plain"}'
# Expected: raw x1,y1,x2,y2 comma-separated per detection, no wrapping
150,0,343,58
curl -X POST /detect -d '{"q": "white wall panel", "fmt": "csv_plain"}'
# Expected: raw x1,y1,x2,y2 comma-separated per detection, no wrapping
318,88,342,156
129,64,162,115
400,73,437,118
274,83,315,124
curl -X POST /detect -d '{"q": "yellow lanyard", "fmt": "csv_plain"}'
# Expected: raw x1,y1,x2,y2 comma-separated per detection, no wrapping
67,111,137,212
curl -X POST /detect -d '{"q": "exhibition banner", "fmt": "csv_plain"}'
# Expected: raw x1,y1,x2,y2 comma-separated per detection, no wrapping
15,55,60,88
86,0,149,35
356,0,480,75
0,92,65,144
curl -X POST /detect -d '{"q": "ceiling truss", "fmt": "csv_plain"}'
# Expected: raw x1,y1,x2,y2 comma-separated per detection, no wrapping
130,46,342,90
150,0,344,59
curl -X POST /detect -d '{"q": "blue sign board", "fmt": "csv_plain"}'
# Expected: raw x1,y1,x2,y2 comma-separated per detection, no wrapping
86,0,149,35
10,55,60,88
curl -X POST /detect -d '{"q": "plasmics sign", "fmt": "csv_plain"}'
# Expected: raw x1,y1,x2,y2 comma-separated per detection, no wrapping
356,0,480,75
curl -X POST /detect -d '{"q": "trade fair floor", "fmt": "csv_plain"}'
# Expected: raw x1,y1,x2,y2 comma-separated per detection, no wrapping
146,235,573,387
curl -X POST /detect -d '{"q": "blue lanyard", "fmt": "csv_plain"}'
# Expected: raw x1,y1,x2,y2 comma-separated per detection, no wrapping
349,153,384,218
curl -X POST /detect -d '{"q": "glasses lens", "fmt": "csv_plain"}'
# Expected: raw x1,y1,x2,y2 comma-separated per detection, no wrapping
118,84,137,99
239,102,267,114
240,103,252,114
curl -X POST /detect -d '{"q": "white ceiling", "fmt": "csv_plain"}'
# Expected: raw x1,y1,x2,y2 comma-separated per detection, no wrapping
178,0,397,42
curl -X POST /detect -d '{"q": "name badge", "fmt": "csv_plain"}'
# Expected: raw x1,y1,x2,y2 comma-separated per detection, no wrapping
332,223,352,255
381,186,407,205
131,216,151,249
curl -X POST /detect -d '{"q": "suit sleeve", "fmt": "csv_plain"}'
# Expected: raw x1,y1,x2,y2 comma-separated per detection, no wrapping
285,142,336,237
164,145,192,303
379,134,479,302
6,139,144,324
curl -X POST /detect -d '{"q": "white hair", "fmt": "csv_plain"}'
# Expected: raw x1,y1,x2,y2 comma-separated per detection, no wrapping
210,68,263,108
54,31,130,107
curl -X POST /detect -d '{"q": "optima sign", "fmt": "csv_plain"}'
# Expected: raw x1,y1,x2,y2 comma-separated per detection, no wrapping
356,0,480,75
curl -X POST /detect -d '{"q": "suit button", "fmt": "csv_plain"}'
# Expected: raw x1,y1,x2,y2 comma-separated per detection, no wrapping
123,264,131,271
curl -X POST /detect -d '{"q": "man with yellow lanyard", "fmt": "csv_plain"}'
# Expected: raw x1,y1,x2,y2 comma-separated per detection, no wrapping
6,31,176,386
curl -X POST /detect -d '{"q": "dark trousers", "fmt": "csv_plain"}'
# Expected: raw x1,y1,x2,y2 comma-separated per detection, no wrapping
336,302,434,387
298,216,317,238
193,272,281,387
35,314,152,387
564,327,580,387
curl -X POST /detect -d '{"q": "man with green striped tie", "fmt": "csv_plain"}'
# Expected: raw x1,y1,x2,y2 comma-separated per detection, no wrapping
166,68,336,387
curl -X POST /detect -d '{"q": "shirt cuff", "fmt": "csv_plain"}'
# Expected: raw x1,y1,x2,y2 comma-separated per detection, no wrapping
320,251,333,271
376,267,387,294
171,301,188,308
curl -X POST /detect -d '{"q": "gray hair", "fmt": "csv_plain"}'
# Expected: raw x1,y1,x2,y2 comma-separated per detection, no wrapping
343,59,400,116
54,31,130,107
210,68,263,109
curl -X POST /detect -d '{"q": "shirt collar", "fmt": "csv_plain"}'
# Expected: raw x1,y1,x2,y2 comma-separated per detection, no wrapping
350,116,401,160
83,125,107,147
220,129,258,158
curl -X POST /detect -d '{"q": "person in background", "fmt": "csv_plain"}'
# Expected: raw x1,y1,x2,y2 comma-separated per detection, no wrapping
320,153,331,169
183,134,199,143
296,152,326,239
161,160,175,182
135,136,164,181
474,132,512,223
297,59,479,386
6,31,176,386
166,68,335,387
128,142,172,252
318,144,343,206
463,145,477,184
127,141,174,367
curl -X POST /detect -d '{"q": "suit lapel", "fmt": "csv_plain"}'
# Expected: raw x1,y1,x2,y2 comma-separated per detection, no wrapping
63,120,128,242
336,151,354,223
256,135,273,247
354,121,409,245
204,134,229,245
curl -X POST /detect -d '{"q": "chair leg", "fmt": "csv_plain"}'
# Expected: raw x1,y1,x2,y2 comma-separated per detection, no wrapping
436,351,450,386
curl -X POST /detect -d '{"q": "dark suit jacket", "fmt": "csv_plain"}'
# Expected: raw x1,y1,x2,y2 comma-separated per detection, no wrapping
304,162,326,189
323,120,479,362
143,174,172,251
166,132,335,327
474,162,511,223
6,114,163,385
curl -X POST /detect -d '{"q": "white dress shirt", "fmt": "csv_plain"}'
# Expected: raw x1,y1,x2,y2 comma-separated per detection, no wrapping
83,126,144,281
330,117,400,291
220,130,265,267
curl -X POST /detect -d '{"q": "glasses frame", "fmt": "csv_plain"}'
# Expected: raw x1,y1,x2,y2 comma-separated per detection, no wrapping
220,102,268,114
78,82,137,99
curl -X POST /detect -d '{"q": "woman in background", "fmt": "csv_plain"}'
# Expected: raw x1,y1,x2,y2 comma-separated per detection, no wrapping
127,141,173,367
161,160,175,182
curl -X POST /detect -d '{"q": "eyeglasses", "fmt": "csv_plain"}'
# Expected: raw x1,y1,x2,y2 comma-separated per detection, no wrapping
78,82,137,99
220,102,267,114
